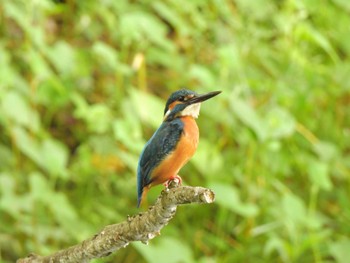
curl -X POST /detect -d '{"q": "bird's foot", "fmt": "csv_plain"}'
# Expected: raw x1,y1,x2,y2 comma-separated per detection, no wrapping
163,175,182,189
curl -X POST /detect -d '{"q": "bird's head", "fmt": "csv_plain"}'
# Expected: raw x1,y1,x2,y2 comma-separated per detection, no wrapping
163,89,221,121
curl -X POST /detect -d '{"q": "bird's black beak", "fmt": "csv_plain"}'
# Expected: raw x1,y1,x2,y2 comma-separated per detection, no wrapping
186,91,222,105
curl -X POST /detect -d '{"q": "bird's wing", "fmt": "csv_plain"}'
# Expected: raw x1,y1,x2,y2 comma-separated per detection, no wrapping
137,119,184,196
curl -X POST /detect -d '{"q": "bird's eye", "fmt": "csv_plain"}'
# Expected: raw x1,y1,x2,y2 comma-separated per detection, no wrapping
178,96,185,102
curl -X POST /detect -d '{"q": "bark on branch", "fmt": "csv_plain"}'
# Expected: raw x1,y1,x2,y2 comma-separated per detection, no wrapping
17,182,215,263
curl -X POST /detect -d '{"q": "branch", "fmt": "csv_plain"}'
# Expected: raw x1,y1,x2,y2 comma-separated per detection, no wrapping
17,182,215,263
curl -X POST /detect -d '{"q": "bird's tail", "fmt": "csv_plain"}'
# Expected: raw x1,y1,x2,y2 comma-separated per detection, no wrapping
137,186,149,208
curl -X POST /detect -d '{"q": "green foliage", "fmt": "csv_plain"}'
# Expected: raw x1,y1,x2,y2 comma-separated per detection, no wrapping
0,0,349,262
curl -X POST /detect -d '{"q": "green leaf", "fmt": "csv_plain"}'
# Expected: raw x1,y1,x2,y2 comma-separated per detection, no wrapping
152,2,190,36
191,140,223,177
120,11,172,50
12,126,42,165
49,193,78,223
264,107,295,139
308,160,332,191
0,145,15,169
218,44,244,78
235,0,274,20
264,236,288,260
333,0,350,12
129,89,163,128
12,127,68,177
85,104,113,133
29,172,53,201
230,97,267,141
0,173,33,217
294,23,340,63
73,94,113,133
40,138,69,178
208,182,259,217
0,172,15,197
92,42,119,70
46,41,76,75
134,237,195,263
281,193,306,224
26,49,52,79
0,44,16,86
313,141,338,161
1,91,35,128
329,239,350,263
36,77,71,107
189,65,216,88
3,1,29,30
113,117,144,153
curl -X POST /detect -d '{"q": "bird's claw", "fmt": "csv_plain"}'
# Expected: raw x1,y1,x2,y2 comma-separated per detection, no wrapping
163,175,182,189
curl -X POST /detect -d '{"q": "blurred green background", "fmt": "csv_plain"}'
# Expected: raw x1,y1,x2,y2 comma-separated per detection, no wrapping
1,0,350,262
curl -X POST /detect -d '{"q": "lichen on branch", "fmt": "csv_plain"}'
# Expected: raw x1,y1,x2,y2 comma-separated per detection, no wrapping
17,182,215,263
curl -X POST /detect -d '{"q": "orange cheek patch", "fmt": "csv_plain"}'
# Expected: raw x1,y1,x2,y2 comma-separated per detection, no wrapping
168,101,181,111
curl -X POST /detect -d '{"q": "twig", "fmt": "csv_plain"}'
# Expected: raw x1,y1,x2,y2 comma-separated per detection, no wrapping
17,182,215,263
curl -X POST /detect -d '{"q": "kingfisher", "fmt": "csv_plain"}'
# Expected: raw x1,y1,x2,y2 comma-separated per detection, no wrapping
137,89,221,207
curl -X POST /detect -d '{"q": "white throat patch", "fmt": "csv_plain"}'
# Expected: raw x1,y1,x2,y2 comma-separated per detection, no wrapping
180,103,201,118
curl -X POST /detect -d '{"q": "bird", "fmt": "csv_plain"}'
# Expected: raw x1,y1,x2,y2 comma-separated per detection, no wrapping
137,89,221,207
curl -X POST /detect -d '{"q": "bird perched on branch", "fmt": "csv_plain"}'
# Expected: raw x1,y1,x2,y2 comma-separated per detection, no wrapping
137,89,221,207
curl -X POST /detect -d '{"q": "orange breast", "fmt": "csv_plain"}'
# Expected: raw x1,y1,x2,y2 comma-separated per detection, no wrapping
151,116,199,186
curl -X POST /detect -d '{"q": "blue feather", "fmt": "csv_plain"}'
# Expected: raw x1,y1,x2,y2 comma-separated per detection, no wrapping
137,118,184,207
